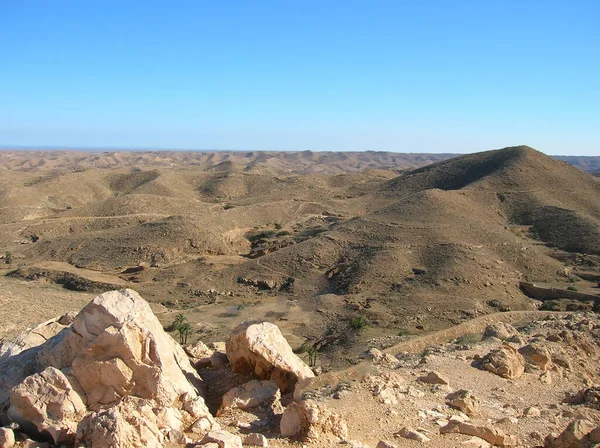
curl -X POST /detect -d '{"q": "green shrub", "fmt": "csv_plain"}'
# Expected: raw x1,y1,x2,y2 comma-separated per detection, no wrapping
397,329,410,337
5,251,12,264
567,285,579,291
247,230,276,242
350,315,368,331
276,231,291,237
274,222,282,230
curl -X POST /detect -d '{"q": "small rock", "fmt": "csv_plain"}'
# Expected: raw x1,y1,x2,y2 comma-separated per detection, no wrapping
418,371,449,385
200,429,243,448
461,437,491,448
376,441,397,448
522,406,541,417
244,433,268,447
396,427,431,442
446,390,480,417
483,323,519,340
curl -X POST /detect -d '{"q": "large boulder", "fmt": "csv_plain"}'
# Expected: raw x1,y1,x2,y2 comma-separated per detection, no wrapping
226,321,314,393
280,399,348,441
38,289,203,408
481,344,525,380
8,367,86,444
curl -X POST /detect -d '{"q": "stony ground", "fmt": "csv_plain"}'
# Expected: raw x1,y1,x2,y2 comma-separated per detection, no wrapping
205,312,600,448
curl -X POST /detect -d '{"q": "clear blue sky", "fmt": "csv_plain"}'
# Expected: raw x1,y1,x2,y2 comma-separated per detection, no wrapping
1,1,598,155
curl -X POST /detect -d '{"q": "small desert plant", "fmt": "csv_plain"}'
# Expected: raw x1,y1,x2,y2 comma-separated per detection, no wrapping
276,230,291,237
568,276,578,283
247,230,276,242
177,322,192,344
397,328,410,337
4,251,12,264
567,285,579,292
274,222,282,230
455,333,480,347
350,315,368,331
305,346,318,367
295,342,318,367
173,313,186,328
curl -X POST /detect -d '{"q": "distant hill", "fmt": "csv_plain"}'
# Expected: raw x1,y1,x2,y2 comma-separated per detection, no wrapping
554,155,600,172
1,149,598,175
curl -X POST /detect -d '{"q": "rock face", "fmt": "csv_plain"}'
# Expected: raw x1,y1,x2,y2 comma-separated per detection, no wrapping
481,344,525,380
226,321,314,393
280,399,348,441
0,289,219,447
9,367,86,444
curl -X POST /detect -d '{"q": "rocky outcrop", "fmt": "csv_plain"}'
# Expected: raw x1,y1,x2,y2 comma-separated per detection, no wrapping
226,321,314,393
38,289,203,408
481,344,525,380
0,289,220,447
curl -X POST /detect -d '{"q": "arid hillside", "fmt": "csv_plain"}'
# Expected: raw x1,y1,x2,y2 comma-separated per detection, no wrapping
1,146,599,368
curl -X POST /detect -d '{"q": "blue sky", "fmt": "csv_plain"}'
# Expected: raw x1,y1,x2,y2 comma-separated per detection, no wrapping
1,1,598,155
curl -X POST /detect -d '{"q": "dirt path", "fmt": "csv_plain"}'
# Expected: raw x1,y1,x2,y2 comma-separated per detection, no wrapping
383,310,570,355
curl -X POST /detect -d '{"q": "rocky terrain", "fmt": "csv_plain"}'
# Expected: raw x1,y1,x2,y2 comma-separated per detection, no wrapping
2,289,600,448
1,146,599,370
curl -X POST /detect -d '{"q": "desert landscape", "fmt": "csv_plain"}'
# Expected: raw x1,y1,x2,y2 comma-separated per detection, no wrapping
1,146,600,447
